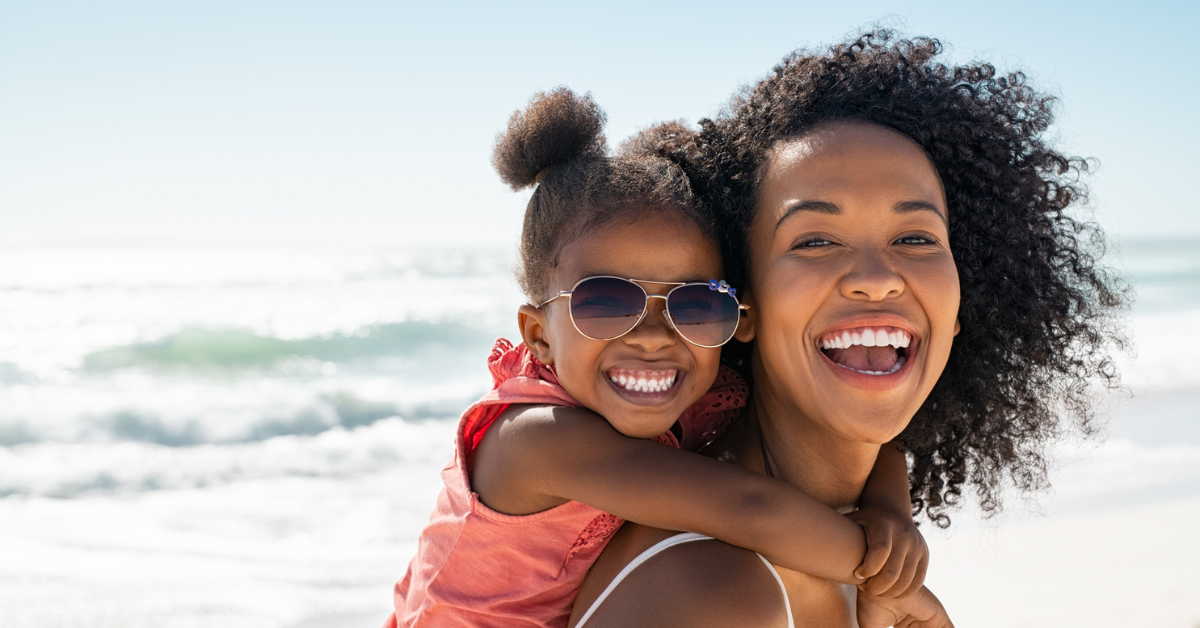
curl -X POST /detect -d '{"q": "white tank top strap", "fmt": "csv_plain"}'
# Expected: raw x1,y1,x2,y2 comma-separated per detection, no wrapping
574,532,794,628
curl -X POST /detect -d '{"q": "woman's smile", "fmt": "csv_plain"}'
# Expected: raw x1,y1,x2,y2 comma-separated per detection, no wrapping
815,317,919,385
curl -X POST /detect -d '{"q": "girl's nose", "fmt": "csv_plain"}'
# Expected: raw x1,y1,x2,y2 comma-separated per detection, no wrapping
622,300,678,352
841,251,905,302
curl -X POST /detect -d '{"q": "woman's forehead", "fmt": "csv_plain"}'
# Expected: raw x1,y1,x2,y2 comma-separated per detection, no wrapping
756,122,946,223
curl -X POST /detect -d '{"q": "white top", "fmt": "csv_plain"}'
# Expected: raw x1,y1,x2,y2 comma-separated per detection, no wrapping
574,532,795,628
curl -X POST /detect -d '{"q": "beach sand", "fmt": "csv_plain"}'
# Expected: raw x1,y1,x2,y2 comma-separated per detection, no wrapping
926,493,1200,628
923,385,1200,628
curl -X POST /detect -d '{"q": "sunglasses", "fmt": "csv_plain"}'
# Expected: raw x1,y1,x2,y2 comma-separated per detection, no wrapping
536,276,749,348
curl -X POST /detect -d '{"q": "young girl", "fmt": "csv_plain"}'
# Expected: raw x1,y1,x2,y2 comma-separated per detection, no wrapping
386,89,928,628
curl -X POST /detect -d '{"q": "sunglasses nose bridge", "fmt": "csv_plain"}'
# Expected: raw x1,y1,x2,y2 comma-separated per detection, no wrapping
643,293,670,320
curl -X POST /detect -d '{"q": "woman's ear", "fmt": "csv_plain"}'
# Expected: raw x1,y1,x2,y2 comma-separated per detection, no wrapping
953,318,961,336
733,292,757,343
517,304,554,365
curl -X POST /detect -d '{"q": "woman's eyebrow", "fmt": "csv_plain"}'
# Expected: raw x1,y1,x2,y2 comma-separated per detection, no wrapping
775,200,840,231
894,200,948,224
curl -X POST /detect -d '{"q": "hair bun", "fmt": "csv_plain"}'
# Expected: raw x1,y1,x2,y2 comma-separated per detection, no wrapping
492,88,608,190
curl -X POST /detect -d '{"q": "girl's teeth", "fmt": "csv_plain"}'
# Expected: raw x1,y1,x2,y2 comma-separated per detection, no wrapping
607,370,678,393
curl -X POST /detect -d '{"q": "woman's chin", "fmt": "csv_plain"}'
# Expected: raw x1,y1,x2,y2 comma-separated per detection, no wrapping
820,405,912,445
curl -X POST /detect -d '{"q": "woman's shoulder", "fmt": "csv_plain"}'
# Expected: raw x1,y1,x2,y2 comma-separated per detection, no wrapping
571,525,789,628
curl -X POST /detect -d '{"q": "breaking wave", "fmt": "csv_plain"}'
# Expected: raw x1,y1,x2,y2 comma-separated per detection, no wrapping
0,417,456,499
83,321,493,370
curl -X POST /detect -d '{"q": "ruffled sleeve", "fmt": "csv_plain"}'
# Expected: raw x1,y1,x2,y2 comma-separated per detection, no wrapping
675,366,748,452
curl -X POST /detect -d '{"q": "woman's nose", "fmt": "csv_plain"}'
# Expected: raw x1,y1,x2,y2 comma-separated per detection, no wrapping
622,299,678,352
841,251,905,302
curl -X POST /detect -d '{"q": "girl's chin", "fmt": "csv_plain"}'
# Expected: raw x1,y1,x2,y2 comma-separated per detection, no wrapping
601,408,682,440
599,381,689,439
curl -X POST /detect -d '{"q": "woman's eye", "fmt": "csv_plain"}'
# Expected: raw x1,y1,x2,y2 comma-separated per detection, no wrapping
895,235,936,246
793,238,834,249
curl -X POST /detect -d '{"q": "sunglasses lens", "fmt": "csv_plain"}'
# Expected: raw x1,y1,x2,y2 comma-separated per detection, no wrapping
667,284,741,347
568,277,647,340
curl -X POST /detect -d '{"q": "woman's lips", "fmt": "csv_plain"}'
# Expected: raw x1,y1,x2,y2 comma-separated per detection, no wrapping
818,326,911,375
815,325,919,385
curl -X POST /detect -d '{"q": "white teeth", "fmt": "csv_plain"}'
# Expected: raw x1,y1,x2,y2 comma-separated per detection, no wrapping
819,327,912,350
608,371,677,393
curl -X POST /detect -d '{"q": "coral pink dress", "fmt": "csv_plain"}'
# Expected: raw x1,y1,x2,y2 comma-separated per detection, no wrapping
386,339,746,628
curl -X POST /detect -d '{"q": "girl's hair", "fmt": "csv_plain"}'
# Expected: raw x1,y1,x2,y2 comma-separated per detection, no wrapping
651,31,1128,526
493,88,713,300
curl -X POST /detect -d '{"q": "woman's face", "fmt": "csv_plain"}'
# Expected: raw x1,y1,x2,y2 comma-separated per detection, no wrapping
738,121,960,444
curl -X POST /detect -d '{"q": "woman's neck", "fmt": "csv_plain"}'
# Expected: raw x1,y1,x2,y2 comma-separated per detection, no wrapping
739,375,881,512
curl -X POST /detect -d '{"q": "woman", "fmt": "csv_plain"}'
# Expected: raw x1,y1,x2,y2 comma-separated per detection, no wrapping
569,32,1125,627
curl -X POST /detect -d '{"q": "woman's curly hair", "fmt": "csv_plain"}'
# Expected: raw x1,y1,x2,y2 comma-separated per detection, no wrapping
653,31,1128,526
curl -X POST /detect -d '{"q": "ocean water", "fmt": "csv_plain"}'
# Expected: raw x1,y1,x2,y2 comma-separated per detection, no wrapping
1,241,1197,627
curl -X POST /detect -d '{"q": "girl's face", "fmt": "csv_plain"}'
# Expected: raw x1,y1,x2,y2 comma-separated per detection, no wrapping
738,121,960,445
520,210,725,439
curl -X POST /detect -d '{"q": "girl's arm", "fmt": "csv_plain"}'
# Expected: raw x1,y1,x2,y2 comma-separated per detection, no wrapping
472,404,888,586
850,441,929,596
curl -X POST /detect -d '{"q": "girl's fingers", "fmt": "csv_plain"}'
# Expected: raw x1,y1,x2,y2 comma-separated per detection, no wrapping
854,532,892,580
901,555,930,598
880,549,923,598
861,547,905,595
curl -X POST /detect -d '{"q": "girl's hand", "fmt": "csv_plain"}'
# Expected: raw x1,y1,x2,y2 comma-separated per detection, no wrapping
846,504,929,597
856,585,954,628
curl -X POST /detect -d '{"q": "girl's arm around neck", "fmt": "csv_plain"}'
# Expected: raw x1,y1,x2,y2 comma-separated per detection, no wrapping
858,442,915,518
850,441,929,596
471,404,869,585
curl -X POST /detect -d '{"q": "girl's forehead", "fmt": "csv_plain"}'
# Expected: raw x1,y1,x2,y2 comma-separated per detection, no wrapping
552,212,723,286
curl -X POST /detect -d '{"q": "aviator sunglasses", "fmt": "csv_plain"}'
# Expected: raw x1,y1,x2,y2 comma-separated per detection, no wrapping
536,276,749,348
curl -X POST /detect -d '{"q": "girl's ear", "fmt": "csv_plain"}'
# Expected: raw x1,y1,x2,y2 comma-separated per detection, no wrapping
953,318,961,336
517,304,554,365
733,292,756,343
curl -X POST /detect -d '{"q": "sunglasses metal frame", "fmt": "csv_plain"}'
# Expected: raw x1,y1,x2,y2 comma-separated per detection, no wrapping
535,275,750,348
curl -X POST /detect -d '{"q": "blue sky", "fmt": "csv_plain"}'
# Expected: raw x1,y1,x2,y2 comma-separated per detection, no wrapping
1,1,1196,247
